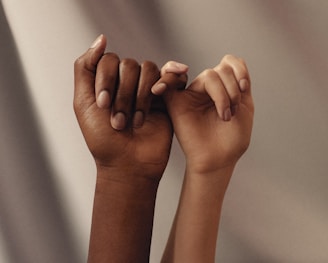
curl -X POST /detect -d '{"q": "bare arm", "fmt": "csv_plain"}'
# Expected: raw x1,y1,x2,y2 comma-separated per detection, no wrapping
74,35,185,263
156,56,254,263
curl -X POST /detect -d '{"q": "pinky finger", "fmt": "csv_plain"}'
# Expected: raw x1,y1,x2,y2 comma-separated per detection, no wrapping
151,61,188,95
151,73,188,95
160,61,189,76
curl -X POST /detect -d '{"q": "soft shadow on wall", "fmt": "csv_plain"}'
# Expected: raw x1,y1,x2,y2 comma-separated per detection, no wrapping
0,4,81,263
257,0,328,93
78,0,175,64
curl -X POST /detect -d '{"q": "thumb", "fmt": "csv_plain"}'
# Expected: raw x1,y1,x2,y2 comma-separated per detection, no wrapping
74,34,107,115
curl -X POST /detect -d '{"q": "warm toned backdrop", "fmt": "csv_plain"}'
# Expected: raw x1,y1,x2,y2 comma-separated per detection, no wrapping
1,1,328,262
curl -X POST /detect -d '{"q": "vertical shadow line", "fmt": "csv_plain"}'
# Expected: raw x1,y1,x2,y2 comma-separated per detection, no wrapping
0,3,81,263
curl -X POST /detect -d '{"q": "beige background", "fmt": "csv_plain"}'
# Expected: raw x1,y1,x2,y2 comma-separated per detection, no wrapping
1,0,328,262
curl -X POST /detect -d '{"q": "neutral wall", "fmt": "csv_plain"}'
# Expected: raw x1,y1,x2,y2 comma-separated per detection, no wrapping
1,0,328,262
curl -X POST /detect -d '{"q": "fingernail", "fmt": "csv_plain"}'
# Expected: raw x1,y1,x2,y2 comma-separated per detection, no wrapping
133,111,144,128
90,34,103,49
239,79,249,92
151,83,167,95
224,108,232,121
166,62,189,73
97,90,110,109
173,62,189,71
111,112,126,130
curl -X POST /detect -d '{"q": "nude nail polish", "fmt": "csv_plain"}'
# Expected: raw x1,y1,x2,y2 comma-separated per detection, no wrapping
111,112,126,130
239,79,249,92
97,90,110,109
151,83,167,95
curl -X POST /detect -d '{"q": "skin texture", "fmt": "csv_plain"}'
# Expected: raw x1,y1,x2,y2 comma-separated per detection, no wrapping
74,35,186,263
156,57,254,263
74,34,254,263
74,36,171,178
156,56,254,173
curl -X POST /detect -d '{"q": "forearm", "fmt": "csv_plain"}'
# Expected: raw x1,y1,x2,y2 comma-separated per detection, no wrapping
88,167,160,263
161,165,234,263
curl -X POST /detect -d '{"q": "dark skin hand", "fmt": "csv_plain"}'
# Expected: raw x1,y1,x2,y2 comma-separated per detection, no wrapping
74,37,172,181
74,35,187,263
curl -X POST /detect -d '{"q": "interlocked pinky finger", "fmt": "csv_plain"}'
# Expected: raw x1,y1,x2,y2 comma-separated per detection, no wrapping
160,61,189,76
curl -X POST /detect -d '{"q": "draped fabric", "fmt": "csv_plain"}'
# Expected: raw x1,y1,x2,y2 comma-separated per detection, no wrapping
1,1,328,262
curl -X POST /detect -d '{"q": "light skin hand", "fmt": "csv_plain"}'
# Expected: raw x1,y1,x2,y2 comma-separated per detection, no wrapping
156,56,254,263
154,55,254,174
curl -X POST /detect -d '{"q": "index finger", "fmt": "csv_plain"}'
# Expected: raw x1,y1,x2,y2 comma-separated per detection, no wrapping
73,34,107,116
95,52,120,109
214,55,251,93
214,55,253,113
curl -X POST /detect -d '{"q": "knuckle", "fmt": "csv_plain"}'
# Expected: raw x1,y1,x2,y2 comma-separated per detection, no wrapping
166,61,177,68
216,63,233,75
201,68,216,79
236,57,248,73
141,60,159,74
103,52,120,61
221,54,235,63
121,58,139,69
167,60,176,65
100,53,120,68
238,57,246,66
161,60,176,74
74,56,84,70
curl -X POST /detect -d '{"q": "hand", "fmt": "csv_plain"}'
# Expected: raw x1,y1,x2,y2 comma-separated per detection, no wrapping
74,35,184,181
154,55,254,174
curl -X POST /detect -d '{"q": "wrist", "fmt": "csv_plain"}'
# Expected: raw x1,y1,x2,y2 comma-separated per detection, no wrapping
95,166,159,206
184,150,239,176
184,164,235,198
185,160,236,178
96,163,162,186
89,165,159,263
